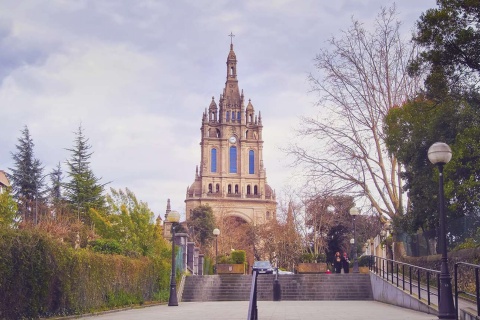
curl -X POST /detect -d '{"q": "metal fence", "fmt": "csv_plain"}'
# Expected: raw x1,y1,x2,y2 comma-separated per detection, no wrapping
396,215,480,257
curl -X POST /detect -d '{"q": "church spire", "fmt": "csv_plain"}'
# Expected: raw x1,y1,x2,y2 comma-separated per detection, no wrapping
223,33,241,111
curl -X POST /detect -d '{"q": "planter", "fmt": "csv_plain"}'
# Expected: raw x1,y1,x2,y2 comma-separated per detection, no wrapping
297,262,327,273
216,264,245,274
358,266,370,274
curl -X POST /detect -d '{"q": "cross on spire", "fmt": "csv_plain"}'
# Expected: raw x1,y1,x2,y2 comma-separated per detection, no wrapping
228,32,235,44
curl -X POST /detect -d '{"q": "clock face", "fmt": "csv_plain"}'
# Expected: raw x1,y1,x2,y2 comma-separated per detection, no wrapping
229,136,237,143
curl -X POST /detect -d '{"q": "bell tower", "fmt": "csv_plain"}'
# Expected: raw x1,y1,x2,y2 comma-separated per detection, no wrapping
185,38,276,226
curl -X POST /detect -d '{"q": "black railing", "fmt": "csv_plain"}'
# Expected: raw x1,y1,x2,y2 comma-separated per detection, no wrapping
247,270,258,320
369,255,441,306
454,262,480,320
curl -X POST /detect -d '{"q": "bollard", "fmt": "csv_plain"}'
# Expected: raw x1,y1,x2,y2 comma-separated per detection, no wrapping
273,268,281,301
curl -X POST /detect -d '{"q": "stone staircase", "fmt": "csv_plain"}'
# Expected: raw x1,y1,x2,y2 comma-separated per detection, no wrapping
181,273,373,302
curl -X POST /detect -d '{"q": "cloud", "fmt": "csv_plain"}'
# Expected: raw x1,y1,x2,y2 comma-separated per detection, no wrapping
0,0,437,217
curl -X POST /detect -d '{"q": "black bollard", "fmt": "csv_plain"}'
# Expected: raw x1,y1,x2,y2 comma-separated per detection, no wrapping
273,268,281,301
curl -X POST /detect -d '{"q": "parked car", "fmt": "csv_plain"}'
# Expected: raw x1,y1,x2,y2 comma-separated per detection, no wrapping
252,260,274,274
277,269,294,275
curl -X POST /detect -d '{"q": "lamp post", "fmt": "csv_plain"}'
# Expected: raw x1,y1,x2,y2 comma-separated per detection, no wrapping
349,207,360,273
167,210,180,307
349,238,355,266
213,228,220,274
428,142,456,319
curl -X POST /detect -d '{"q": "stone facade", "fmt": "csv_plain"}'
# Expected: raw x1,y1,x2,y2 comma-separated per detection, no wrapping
185,41,276,225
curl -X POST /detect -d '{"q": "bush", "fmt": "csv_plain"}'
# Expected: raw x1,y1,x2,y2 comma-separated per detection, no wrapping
231,250,246,264
453,238,479,251
89,239,123,254
299,253,326,263
357,255,372,267
0,228,170,319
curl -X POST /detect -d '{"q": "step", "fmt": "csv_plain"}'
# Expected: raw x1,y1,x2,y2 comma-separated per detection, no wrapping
182,274,373,302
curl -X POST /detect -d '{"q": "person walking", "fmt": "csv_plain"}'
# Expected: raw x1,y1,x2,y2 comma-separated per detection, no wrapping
342,252,350,273
333,252,342,273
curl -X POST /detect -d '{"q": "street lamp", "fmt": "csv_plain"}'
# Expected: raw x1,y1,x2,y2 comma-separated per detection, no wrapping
349,238,355,266
428,142,456,319
213,228,220,274
167,210,180,307
349,206,360,273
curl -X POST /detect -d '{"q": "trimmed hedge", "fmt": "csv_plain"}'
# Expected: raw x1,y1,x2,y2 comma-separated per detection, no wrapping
0,229,170,319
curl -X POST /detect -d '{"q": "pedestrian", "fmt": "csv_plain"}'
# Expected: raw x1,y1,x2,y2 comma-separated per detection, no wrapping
333,251,342,273
342,252,350,274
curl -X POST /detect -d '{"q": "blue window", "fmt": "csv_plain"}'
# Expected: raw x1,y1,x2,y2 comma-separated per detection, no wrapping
226,111,230,121
229,146,237,173
237,112,241,121
249,150,255,174
211,148,217,173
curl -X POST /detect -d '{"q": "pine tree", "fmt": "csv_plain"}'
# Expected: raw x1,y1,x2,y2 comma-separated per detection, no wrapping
49,162,63,204
64,125,106,223
8,126,45,223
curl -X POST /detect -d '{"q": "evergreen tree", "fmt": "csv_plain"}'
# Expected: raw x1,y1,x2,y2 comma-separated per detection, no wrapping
8,126,44,223
64,125,105,223
49,162,63,205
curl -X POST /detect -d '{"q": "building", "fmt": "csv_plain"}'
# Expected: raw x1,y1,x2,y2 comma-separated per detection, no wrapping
185,40,276,226
0,170,10,194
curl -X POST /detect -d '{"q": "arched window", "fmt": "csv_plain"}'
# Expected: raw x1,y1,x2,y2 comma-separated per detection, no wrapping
228,184,232,194
211,148,217,173
247,185,251,195
254,185,258,195
249,150,255,174
226,111,230,122
235,184,239,194
208,184,213,193
237,112,241,121
216,184,220,193
229,146,237,173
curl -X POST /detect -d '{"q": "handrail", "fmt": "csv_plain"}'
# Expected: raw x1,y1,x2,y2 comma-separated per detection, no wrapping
247,270,258,320
454,261,480,319
369,255,441,306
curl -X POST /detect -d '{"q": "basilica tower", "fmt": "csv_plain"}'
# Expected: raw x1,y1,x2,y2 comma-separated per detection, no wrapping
185,40,276,226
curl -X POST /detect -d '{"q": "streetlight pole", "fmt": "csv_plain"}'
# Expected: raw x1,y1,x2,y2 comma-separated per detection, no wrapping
213,228,220,274
349,207,360,273
428,142,456,319
167,210,180,307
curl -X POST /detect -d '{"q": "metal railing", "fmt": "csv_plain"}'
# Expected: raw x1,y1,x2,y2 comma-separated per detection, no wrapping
454,262,480,319
247,270,258,320
369,255,441,306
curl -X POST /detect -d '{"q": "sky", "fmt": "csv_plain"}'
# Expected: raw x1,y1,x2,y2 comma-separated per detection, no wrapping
0,0,437,220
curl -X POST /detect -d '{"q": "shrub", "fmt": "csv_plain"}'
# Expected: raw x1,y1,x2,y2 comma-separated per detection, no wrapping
231,250,246,264
453,238,479,251
357,255,372,267
89,239,123,254
299,253,326,263
0,228,170,319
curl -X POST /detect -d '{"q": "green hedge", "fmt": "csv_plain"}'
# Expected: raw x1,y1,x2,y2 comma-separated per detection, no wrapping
0,229,170,319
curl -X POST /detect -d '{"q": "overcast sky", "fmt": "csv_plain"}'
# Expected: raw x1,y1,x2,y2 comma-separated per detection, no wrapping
0,0,436,220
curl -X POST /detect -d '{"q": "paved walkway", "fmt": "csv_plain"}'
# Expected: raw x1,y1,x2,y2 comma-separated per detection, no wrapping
80,301,437,320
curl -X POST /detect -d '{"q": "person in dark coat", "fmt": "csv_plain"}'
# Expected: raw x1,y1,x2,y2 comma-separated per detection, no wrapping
333,251,342,273
342,252,350,273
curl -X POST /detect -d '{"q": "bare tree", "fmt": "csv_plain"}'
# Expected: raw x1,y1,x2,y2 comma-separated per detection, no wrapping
288,5,421,220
